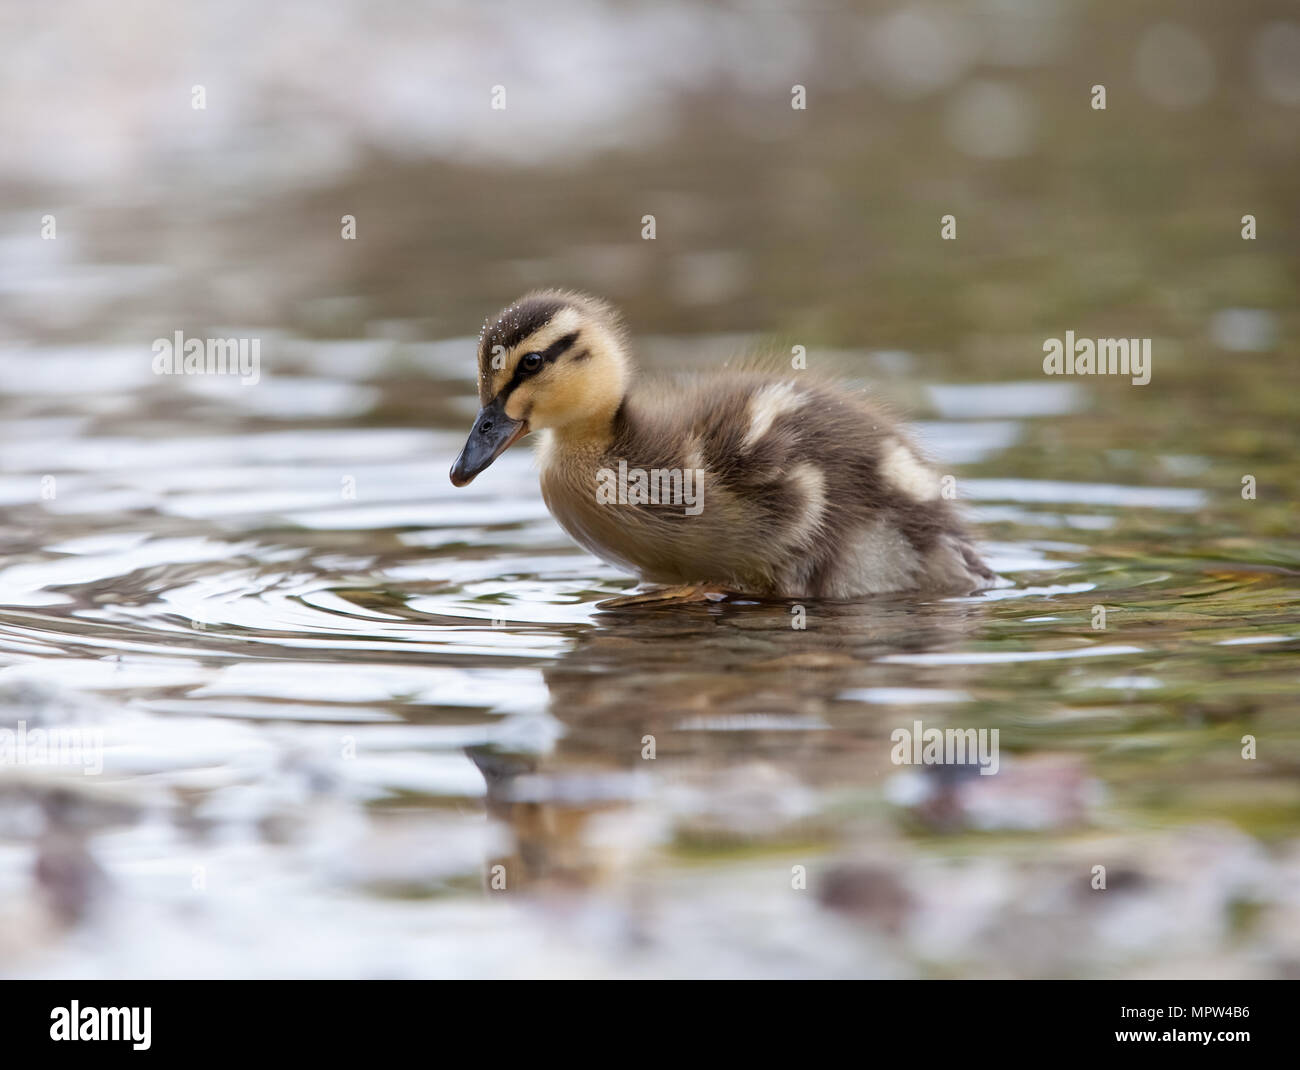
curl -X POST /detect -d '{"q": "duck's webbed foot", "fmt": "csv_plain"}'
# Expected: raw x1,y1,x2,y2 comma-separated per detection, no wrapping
597,584,740,609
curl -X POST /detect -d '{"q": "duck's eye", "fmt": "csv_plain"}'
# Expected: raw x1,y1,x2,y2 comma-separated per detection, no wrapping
520,352,543,373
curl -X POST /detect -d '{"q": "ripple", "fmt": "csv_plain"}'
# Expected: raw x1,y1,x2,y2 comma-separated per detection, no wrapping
0,342,1295,982
879,643,1145,666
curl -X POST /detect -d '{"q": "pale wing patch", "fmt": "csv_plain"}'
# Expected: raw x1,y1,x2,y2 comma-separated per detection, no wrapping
783,463,827,547
682,438,706,474
741,382,804,450
880,439,941,501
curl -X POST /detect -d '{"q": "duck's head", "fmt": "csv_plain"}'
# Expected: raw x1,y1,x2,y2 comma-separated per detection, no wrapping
450,290,629,486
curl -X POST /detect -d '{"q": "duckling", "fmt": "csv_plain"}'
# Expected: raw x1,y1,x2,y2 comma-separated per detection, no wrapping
450,290,998,601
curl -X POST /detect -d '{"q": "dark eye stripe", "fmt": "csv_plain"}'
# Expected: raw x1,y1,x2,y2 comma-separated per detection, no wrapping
498,332,581,400
541,331,580,362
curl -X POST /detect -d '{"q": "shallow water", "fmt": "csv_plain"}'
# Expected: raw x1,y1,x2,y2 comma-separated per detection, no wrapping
2,323,1297,979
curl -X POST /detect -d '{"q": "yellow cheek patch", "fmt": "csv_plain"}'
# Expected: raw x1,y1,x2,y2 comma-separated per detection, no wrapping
504,385,534,422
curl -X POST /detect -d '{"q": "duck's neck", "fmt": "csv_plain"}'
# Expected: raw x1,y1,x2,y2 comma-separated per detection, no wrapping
547,396,627,456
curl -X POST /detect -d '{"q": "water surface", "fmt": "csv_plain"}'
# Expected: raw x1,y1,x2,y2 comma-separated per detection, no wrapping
2,325,1296,978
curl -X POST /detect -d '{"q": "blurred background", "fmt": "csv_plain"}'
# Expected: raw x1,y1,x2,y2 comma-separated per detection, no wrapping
0,0,1298,978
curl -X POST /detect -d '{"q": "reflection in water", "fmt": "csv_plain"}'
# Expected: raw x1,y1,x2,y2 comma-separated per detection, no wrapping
470,596,990,905
0,340,1297,976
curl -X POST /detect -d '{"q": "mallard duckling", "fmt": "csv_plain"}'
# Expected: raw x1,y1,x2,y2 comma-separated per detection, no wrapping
450,291,998,600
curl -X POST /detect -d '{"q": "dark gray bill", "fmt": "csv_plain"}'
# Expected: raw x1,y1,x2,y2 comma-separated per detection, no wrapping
449,397,526,486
